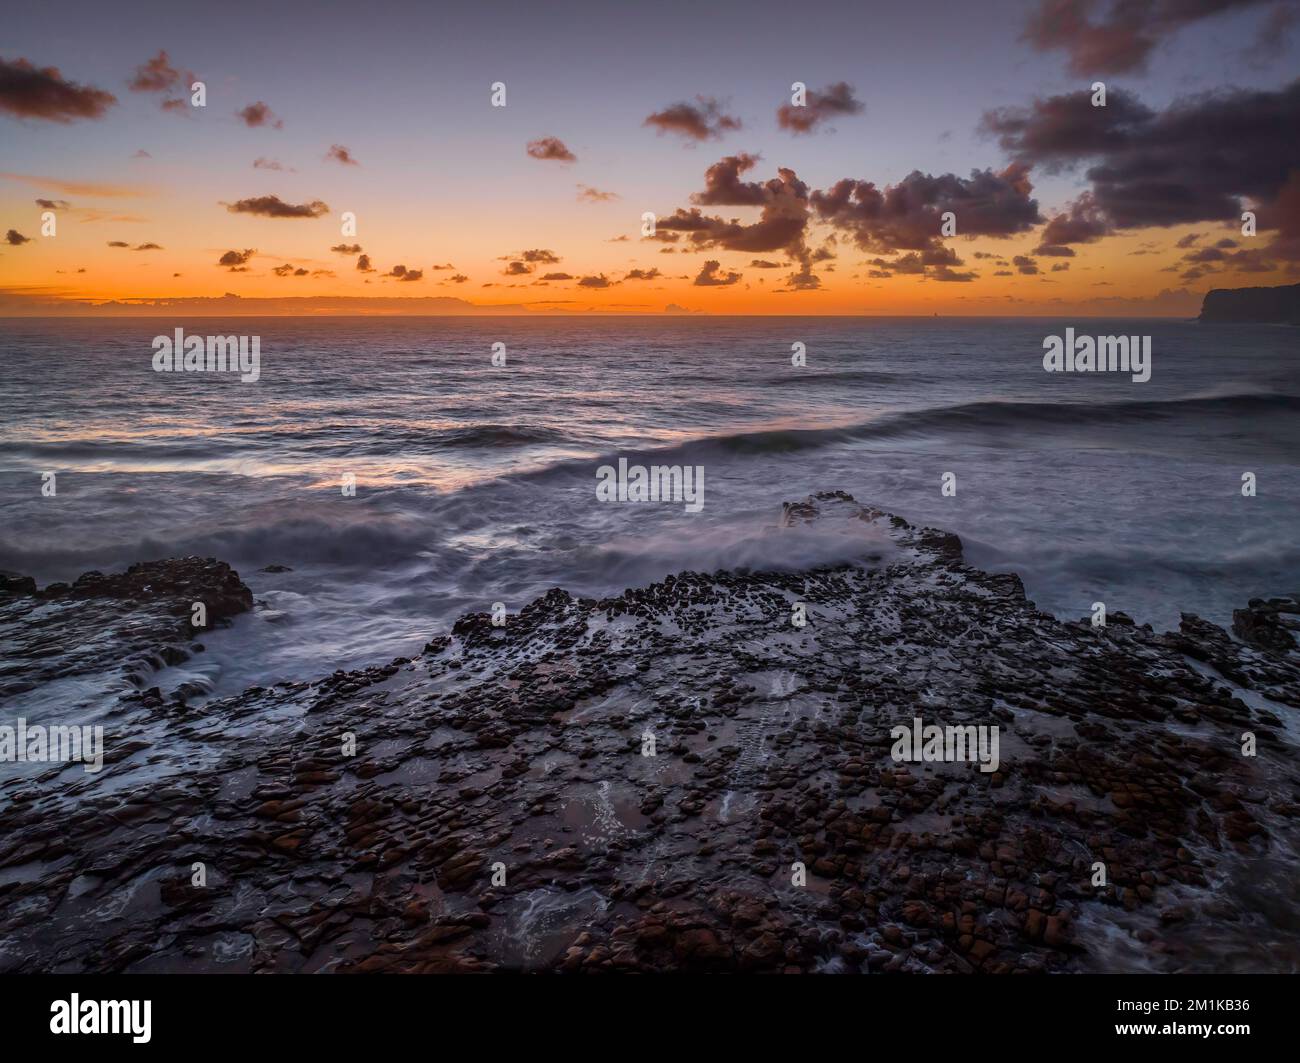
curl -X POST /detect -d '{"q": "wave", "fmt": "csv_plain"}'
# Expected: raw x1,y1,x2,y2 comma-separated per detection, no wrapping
506,390,1300,481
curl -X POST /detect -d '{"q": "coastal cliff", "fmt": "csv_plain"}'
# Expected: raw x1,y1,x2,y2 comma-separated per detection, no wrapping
1198,282,1300,324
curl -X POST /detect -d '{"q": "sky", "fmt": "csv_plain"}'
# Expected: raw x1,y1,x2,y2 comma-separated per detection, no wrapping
1,0,1297,315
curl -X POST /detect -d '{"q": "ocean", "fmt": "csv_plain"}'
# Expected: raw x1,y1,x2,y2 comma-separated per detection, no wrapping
2,315,1297,705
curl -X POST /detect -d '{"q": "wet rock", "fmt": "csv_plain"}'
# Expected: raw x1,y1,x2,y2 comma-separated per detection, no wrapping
1,493,1296,974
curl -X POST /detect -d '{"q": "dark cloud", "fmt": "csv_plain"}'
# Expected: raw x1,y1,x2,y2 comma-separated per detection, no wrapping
0,56,116,122
218,249,255,268
326,144,358,166
782,263,822,289
5,229,32,245
526,136,576,162
236,102,283,129
930,266,978,282
870,253,925,275
777,81,864,135
272,263,297,276
984,80,1300,230
661,165,812,272
503,261,532,276
578,274,612,288
1013,254,1040,274
577,184,619,202
357,254,375,272
624,268,662,280
385,265,422,281
541,272,573,280
1022,0,1272,75
693,259,742,286
331,243,362,254
133,242,163,251
750,259,782,268
521,249,561,263
811,164,1041,252
691,153,768,206
254,157,292,172
644,96,741,141
224,195,328,219
35,198,71,210
107,240,130,248
1035,191,1110,253
448,273,468,283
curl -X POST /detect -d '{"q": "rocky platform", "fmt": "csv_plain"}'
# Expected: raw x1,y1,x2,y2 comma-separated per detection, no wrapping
1,492,1297,973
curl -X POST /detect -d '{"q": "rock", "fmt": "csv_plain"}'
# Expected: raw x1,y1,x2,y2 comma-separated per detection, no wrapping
1,492,1294,975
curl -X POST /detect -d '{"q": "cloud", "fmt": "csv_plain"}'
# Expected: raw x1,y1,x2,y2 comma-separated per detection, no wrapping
777,81,864,135
693,259,742,286
326,144,359,166
0,56,116,122
5,229,31,245
520,249,560,263
132,149,151,159
217,249,256,267
1013,254,1040,274
2,173,145,198
128,50,191,96
985,80,1300,231
624,268,662,280
644,97,741,141
541,272,573,280
331,243,362,254
691,153,769,206
1021,0,1272,75
253,157,293,172
811,164,1041,252
929,266,978,282
236,102,283,129
224,195,328,218
749,259,782,268
272,263,297,276
35,198,71,210
503,261,532,275
133,242,163,251
526,136,576,162
577,184,619,202
107,240,129,247
357,254,375,272
448,274,468,283
385,265,422,281
578,274,612,288
1034,191,1110,253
